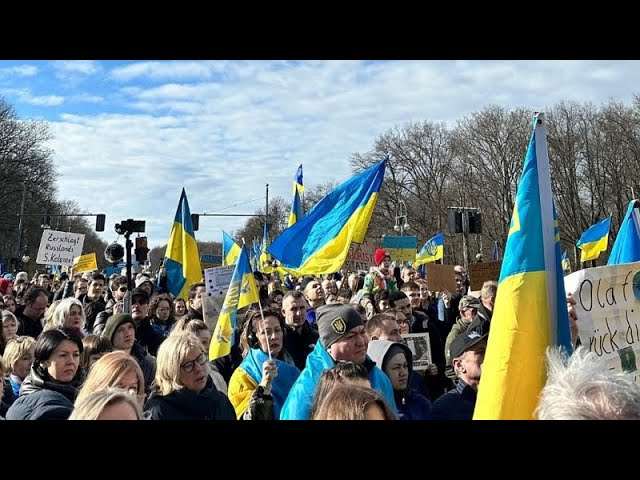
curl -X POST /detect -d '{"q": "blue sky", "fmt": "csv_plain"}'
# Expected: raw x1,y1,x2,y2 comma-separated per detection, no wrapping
2,60,640,250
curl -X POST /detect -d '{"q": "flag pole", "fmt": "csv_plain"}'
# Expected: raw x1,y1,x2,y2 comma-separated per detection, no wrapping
242,237,272,360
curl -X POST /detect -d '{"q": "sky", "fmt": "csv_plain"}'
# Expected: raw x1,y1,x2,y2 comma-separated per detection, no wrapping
1,60,640,251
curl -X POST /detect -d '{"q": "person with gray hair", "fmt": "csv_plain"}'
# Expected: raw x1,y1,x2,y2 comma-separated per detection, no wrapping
468,280,497,335
536,346,640,420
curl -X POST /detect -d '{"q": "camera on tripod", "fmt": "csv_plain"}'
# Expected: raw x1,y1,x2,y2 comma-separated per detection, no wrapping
115,219,146,235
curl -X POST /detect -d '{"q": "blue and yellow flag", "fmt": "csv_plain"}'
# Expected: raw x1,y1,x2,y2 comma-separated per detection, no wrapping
209,246,260,361
222,230,242,266
576,216,611,263
163,189,202,301
268,158,386,276
414,233,444,266
288,164,304,227
608,199,640,265
561,249,571,272
259,222,273,272
473,113,572,420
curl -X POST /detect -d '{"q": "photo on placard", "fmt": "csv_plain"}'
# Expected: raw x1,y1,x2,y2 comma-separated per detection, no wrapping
402,332,431,370
618,346,637,373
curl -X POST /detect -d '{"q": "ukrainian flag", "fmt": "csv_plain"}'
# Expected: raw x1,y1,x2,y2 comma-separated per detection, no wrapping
576,217,611,263
288,164,304,227
209,246,259,361
473,113,572,420
414,233,444,266
222,230,242,266
163,189,202,301
561,249,570,272
268,158,386,276
608,199,640,265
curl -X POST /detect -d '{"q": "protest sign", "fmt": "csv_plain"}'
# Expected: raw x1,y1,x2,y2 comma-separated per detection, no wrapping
402,332,432,369
36,230,85,267
468,260,501,291
342,238,377,272
425,264,457,293
383,236,417,262
202,265,235,332
564,261,640,382
73,253,98,273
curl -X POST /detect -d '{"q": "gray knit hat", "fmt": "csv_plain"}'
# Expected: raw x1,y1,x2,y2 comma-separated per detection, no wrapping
316,303,364,349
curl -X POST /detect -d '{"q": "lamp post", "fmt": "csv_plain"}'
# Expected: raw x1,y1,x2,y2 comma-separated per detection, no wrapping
394,200,410,236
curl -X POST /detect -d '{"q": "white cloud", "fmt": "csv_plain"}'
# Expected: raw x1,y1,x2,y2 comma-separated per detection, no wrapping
0,64,38,77
33,60,640,250
4,88,64,106
54,60,101,78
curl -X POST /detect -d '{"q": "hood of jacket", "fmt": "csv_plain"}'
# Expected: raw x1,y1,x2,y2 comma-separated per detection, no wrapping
367,339,414,396
20,364,79,403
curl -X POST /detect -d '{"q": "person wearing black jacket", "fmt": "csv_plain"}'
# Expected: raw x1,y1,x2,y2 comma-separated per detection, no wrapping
145,332,235,420
6,328,84,420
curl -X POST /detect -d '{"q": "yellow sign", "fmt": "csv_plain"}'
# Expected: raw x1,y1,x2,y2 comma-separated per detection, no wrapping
73,253,98,273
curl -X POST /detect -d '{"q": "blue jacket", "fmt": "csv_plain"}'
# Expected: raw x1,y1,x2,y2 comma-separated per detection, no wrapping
280,341,398,420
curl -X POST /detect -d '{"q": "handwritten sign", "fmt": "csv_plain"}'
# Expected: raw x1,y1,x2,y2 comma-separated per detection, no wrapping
383,236,417,262
564,261,640,383
425,264,457,293
202,265,235,332
36,230,85,267
342,238,377,272
73,252,97,273
468,260,501,291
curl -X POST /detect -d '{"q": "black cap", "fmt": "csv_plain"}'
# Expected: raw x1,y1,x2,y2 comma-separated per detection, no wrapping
449,330,488,360
131,287,150,302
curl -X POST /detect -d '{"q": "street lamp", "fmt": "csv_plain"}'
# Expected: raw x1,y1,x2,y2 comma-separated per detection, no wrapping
394,200,410,236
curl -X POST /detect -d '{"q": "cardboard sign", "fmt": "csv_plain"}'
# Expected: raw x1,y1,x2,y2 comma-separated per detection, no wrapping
564,261,640,383
402,332,432,369
36,230,85,267
425,264,457,293
468,260,501,291
342,238,377,272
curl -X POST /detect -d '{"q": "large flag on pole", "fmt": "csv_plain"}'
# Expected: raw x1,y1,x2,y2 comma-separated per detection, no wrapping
576,216,611,263
163,189,202,301
268,158,386,276
414,233,444,266
209,246,259,361
288,164,304,227
222,230,242,266
473,113,573,420
607,199,640,265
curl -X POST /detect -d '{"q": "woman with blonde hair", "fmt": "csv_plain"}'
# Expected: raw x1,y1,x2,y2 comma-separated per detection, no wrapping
145,332,235,420
75,350,146,408
50,297,86,335
312,384,397,420
69,387,144,420
1,310,19,355
2,336,36,399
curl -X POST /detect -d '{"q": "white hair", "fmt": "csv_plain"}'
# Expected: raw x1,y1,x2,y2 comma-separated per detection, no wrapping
51,297,86,331
536,346,640,420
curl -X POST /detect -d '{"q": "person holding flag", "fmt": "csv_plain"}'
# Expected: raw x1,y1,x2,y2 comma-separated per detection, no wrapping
414,233,444,267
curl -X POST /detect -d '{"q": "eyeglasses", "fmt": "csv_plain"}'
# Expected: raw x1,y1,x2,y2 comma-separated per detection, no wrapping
180,353,207,373
396,319,409,326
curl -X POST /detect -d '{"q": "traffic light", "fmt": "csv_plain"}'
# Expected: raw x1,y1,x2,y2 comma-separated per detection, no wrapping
95,214,106,232
448,210,463,234
468,211,482,234
191,213,200,231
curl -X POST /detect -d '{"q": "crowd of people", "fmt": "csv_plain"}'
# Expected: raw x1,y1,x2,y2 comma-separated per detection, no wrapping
0,246,638,420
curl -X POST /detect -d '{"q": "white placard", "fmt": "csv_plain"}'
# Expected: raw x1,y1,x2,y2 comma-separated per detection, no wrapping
36,230,85,267
202,265,235,332
564,261,640,382
402,332,432,370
